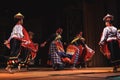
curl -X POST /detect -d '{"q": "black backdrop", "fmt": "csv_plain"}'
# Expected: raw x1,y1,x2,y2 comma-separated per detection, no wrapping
0,0,120,67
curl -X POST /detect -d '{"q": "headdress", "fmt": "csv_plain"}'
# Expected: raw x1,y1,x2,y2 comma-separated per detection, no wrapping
56,28,63,34
103,14,114,21
14,12,24,19
55,35,61,40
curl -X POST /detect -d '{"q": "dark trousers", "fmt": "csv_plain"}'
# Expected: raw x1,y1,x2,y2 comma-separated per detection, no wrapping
107,40,120,66
9,38,21,58
18,47,30,63
8,38,21,65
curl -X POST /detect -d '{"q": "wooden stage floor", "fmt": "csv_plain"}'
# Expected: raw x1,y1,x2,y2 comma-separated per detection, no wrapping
0,67,120,80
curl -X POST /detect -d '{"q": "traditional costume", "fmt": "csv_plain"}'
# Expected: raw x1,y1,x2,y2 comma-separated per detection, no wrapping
18,29,39,70
44,28,68,70
66,32,95,68
99,14,120,72
49,33,69,70
4,13,25,73
5,13,38,73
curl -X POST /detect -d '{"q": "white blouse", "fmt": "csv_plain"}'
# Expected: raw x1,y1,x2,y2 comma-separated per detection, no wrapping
8,24,24,41
100,26,117,44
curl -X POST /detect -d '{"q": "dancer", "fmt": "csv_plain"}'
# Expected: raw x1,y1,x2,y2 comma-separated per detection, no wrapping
66,31,95,68
99,14,120,72
4,12,26,73
4,12,38,73
41,28,68,70
66,32,84,68
18,31,39,71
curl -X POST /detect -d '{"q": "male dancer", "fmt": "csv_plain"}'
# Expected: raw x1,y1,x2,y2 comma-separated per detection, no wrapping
99,14,120,72
4,12,31,73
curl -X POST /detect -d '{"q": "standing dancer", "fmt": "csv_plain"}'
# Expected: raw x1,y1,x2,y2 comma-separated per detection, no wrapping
4,13,25,73
99,14,120,72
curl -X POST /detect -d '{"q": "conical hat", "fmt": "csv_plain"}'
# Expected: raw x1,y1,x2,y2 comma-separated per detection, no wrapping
14,12,24,19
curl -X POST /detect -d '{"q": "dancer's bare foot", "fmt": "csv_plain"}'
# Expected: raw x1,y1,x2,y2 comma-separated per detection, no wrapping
5,67,13,74
18,64,21,71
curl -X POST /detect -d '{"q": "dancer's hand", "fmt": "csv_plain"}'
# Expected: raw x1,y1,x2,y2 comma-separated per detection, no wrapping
4,40,9,45
4,40,10,49
40,42,46,47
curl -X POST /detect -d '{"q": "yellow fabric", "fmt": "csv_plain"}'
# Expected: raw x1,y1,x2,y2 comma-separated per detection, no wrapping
71,37,79,44
71,36,85,44
55,35,61,40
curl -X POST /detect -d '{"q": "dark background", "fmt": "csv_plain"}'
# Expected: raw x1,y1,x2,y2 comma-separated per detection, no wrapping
0,0,120,67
